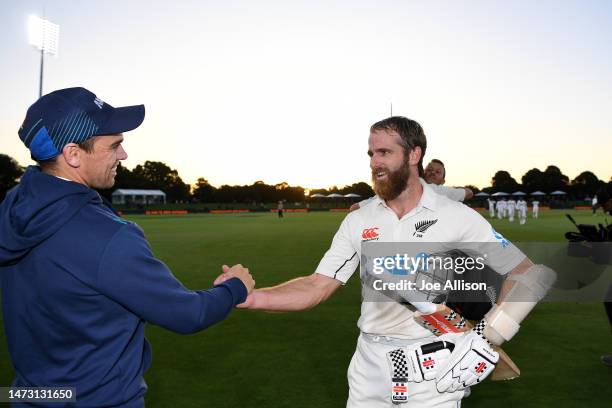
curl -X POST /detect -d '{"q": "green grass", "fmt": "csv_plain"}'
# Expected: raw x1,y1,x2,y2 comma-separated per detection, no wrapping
1,209,611,407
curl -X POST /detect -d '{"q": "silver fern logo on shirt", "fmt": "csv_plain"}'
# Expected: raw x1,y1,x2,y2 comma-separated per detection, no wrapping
413,219,438,237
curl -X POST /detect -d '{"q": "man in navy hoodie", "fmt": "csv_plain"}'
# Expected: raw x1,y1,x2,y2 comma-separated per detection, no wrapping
0,87,255,407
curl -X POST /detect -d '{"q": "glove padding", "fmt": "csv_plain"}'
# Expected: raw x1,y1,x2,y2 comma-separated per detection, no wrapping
435,331,499,392
387,340,455,383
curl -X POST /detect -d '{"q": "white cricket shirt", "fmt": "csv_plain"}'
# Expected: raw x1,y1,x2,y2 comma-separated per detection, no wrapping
315,179,526,339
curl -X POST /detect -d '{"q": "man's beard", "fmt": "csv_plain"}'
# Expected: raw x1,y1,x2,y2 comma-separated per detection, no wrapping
372,160,411,201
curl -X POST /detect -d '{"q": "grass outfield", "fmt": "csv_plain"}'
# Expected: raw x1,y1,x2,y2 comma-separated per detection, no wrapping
1,209,611,407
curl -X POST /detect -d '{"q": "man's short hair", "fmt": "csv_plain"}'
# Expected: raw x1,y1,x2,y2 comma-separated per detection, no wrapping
370,116,427,177
430,158,446,178
34,137,98,171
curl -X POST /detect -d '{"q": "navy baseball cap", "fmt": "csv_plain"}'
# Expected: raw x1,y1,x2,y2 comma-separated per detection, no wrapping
18,87,145,160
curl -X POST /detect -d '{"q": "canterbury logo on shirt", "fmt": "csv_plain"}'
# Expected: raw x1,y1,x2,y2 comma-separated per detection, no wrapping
361,227,379,241
413,219,438,237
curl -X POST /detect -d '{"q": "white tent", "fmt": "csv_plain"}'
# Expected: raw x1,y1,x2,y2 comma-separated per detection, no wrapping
491,192,509,197
112,189,166,205
475,192,490,197
551,190,567,195
530,191,546,196
309,193,326,198
344,193,362,198
512,191,527,196
326,193,344,198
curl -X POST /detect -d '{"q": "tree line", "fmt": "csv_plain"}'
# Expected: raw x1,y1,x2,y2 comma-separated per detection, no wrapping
0,154,372,204
1,153,610,204
474,165,611,200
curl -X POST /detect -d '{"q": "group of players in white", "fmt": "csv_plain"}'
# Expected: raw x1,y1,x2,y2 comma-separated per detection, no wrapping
488,198,540,225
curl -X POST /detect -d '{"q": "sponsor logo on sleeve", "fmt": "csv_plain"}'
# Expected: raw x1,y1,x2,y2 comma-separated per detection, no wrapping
492,227,510,248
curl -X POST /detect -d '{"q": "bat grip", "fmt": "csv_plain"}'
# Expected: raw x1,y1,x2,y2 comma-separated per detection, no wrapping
421,340,455,354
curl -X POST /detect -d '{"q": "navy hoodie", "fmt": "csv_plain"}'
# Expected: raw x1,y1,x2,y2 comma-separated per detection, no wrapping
0,167,247,407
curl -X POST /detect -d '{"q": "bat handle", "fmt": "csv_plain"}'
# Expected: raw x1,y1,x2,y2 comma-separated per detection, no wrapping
421,340,455,354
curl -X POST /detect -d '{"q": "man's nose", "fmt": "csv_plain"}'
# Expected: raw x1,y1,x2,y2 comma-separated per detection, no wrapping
118,145,128,160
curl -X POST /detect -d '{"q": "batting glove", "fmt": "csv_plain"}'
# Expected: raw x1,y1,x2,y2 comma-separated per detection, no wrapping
435,328,499,393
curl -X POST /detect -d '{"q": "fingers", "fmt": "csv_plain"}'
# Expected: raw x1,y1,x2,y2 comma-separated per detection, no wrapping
215,263,255,295
213,273,230,285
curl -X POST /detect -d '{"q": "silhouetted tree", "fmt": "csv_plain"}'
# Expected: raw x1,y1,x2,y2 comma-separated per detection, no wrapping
570,171,602,199
0,154,24,202
521,168,545,193
339,182,374,198
132,161,190,202
542,165,569,193
192,178,216,203
491,170,520,192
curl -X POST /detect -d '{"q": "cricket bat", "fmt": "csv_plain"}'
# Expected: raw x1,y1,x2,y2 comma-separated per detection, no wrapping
414,304,520,381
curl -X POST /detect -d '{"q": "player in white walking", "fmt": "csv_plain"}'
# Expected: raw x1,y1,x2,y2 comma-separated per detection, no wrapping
217,116,555,408
532,200,539,218
507,199,516,222
496,199,506,219
517,199,527,225
488,198,495,218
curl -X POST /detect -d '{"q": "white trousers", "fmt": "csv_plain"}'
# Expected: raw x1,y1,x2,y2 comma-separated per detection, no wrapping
346,333,464,408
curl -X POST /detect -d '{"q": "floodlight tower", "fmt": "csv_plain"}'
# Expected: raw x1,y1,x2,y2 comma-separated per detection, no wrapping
28,15,60,98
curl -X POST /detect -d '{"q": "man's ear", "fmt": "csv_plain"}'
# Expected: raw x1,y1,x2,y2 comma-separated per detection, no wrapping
409,146,422,166
62,143,81,168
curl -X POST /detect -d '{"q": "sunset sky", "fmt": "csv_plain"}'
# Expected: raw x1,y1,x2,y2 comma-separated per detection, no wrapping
1,0,611,189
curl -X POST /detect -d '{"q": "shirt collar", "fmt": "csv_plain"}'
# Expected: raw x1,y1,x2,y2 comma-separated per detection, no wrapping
418,177,438,211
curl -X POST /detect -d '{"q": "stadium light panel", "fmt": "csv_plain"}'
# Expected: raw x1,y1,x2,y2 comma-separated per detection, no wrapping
28,15,60,56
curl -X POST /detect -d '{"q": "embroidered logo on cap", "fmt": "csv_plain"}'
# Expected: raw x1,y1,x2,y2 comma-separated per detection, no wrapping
93,97,104,109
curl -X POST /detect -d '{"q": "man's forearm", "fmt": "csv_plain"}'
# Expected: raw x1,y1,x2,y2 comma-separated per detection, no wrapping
247,274,340,312
463,188,474,201
497,258,534,302
484,259,556,346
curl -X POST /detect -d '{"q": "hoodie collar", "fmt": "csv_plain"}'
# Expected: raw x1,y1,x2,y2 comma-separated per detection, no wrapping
0,166,100,266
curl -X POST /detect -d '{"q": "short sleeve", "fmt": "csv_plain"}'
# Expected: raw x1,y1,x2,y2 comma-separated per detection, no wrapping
460,208,526,275
314,215,359,283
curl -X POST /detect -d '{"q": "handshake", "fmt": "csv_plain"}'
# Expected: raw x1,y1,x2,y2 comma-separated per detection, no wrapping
213,264,256,299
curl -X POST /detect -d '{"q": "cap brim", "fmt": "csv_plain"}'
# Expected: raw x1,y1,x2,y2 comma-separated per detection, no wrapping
95,104,145,135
